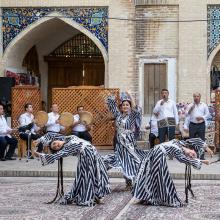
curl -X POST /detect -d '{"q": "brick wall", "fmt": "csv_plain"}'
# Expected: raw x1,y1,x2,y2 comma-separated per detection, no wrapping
134,5,179,101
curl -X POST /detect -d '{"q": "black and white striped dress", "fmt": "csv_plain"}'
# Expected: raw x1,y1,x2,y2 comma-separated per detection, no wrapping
37,132,111,206
132,139,204,207
103,96,142,181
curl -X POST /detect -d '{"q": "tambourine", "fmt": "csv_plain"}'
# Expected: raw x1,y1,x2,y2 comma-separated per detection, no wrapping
35,111,48,127
79,111,93,125
59,112,74,127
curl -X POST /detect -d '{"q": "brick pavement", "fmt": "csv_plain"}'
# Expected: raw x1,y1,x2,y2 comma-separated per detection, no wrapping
0,177,220,220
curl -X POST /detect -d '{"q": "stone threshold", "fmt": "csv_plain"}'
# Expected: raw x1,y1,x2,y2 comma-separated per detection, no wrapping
1,170,220,180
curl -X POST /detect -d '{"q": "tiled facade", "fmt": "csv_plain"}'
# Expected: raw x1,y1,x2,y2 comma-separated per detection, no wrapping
208,5,220,57
2,7,108,51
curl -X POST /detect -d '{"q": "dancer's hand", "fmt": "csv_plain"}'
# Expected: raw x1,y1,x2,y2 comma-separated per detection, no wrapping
201,160,210,165
33,140,39,146
33,151,40,157
206,147,213,158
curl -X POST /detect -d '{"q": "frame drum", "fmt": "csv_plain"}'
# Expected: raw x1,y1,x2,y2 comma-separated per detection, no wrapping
59,112,74,127
35,111,48,127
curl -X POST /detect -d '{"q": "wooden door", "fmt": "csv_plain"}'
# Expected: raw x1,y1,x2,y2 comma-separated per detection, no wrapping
46,58,104,108
144,63,167,115
84,62,105,86
47,61,83,108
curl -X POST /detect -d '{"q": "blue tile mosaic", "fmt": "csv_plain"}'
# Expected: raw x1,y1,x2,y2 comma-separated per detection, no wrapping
2,7,108,52
208,5,220,56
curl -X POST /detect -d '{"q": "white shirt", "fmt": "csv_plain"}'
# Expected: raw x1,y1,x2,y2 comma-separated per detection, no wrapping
46,112,64,133
72,114,86,132
0,115,12,137
153,99,179,124
184,102,210,128
19,112,39,133
149,115,158,137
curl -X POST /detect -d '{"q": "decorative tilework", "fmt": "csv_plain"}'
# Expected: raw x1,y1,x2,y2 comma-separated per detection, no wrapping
2,7,108,52
208,5,220,56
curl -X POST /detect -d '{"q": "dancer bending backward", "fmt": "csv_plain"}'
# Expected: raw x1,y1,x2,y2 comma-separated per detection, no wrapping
103,92,143,188
132,138,212,207
34,132,111,206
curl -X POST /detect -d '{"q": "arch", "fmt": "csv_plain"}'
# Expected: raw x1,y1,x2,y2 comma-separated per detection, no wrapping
207,43,220,102
207,43,220,73
2,12,109,85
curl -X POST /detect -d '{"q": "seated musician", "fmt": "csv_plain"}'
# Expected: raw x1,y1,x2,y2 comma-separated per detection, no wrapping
46,104,65,133
0,104,17,161
18,103,43,158
72,105,92,143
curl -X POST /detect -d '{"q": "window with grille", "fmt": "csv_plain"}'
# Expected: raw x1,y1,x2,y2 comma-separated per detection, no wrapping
144,63,167,115
49,33,102,58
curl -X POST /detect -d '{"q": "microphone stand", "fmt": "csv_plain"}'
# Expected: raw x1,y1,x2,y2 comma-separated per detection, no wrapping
46,158,64,204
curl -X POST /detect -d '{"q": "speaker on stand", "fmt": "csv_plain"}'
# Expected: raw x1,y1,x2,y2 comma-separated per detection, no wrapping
0,77,15,117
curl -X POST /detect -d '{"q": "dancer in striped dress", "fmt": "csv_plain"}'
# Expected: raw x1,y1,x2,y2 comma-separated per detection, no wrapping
132,138,212,207
34,132,111,206
103,92,142,188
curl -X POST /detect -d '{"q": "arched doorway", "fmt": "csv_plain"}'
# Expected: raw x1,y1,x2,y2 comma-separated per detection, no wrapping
2,14,108,108
44,33,105,107
207,45,220,103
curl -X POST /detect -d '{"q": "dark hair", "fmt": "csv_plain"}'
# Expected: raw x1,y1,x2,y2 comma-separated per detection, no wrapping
0,103,4,108
77,105,84,111
121,100,132,107
48,141,64,154
24,103,32,111
161,89,169,93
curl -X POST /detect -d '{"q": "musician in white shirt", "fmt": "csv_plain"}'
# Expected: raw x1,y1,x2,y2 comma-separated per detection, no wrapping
153,89,179,143
72,106,92,143
46,104,64,133
19,103,43,158
0,104,17,161
184,92,210,141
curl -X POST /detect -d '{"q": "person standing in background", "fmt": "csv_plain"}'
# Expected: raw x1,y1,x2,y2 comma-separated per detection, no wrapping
184,93,210,159
153,89,179,143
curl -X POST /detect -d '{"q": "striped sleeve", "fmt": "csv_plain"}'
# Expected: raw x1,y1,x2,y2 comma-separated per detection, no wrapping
186,138,207,150
106,96,120,118
172,148,202,170
130,106,142,125
185,138,206,158
37,132,65,146
39,143,79,166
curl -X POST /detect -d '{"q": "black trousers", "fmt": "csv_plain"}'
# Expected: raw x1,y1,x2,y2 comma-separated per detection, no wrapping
189,122,205,141
19,132,43,153
149,133,157,148
0,136,18,159
158,126,175,143
189,122,206,159
72,131,92,143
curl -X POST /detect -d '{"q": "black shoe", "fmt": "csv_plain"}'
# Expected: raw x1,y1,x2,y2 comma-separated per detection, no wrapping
5,157,16,160
200,155,205,160
28,156,34,159
0,158,6,161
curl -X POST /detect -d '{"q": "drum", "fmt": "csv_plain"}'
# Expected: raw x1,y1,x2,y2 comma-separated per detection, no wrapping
35,111,48,127
79,111,93,125
59,112,74,127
